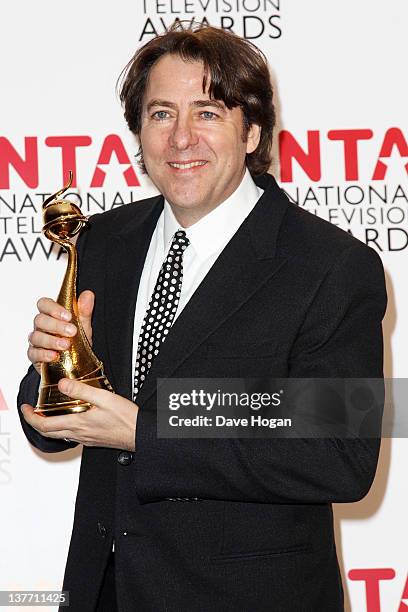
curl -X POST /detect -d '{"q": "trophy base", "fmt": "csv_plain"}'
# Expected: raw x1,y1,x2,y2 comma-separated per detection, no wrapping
34,400,92,417
35,368,113,417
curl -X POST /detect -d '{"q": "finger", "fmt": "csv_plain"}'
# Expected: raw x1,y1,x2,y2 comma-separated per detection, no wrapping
20,404,47,432
21,404,81,435
34,313,77,338
29,330,71,351
78,290,95,318
78,290,94,342
58,378,110,407
37,297,72,322
20,403,60,433
27,345,58,365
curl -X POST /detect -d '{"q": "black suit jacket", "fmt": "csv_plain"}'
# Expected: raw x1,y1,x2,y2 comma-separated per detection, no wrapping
17,174,387,612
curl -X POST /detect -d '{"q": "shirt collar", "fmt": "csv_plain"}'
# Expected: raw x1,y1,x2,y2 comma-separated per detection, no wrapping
163,168,263,260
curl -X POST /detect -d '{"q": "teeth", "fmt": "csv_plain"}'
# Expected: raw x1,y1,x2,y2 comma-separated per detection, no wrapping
169,161,207,169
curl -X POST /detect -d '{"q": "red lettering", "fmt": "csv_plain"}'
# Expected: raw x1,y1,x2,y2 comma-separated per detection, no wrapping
398,574,408,611
348,568,395,612
0,387,8,410
45,136,92,187
0,137,38,188
372,128,408,180
90,135,140,187
279,130,321,182
328,129,373,181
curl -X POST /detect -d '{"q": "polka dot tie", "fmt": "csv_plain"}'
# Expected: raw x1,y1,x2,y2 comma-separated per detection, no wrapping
133,229,190,400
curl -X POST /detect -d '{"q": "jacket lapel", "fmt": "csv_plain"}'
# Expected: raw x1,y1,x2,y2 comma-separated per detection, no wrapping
136,174,290,408
104,196,163,399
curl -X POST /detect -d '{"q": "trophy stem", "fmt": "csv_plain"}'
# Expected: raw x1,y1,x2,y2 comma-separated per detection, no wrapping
55,237,86,324
56,236,78,313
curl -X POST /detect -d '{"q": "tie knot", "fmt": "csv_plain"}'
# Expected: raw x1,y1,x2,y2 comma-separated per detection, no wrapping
171,229,190,253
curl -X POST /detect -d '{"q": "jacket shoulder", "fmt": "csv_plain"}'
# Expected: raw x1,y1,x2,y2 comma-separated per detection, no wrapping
276,193,387,321
279,193,382,271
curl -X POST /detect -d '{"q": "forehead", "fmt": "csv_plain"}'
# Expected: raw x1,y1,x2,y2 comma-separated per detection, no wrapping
144,54,209,100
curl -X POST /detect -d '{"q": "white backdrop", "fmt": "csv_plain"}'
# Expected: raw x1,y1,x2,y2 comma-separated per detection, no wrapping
1,1,407,610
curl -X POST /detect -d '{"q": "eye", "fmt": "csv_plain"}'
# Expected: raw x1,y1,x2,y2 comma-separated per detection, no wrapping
152,110,169,120
201,111,218,120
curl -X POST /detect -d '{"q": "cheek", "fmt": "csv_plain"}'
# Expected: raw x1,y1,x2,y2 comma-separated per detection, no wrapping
140,128,168,159
203,127,243,157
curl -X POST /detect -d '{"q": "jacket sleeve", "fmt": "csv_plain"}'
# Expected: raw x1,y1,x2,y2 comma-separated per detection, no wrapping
17,365,77,452
133,243,387,504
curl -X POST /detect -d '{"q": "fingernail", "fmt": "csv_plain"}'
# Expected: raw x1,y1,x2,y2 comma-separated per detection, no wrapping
57,339,70,350
60,310,71,321
64,324,76,336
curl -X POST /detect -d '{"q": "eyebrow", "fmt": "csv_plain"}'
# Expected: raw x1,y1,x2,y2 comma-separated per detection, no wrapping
146,99,226,112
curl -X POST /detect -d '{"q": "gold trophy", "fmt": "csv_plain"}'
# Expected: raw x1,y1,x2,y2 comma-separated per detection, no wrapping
35,172,113,416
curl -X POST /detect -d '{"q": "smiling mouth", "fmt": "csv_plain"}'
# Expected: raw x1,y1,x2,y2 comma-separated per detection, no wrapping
167,161,208,170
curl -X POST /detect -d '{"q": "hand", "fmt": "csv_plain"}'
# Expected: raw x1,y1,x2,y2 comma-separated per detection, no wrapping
27,290,95,375
21,378,138,451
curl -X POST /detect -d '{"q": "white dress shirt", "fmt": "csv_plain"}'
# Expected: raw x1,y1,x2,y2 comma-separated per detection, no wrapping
131,168,264,377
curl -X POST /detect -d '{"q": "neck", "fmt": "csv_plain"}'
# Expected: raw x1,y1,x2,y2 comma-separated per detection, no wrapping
167,206,210,228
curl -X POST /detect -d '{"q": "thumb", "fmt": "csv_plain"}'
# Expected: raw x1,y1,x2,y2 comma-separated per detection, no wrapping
77,290,94,344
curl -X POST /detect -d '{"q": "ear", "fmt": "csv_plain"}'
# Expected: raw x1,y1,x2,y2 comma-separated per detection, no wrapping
246,123,261,154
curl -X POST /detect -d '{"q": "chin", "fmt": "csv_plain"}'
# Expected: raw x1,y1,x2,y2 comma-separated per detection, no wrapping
170,198,202,210
167,190,204,209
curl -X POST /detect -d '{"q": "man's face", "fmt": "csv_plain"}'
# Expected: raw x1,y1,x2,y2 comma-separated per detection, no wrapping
139,54,260,225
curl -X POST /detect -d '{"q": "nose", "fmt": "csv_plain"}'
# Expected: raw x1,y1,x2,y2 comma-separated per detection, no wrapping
169,115,198,151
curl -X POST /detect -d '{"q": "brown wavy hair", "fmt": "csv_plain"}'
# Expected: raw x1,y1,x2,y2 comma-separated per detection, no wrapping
118,23,275,176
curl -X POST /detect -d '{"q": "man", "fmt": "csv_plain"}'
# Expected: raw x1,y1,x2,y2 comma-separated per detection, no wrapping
18,25,387,612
